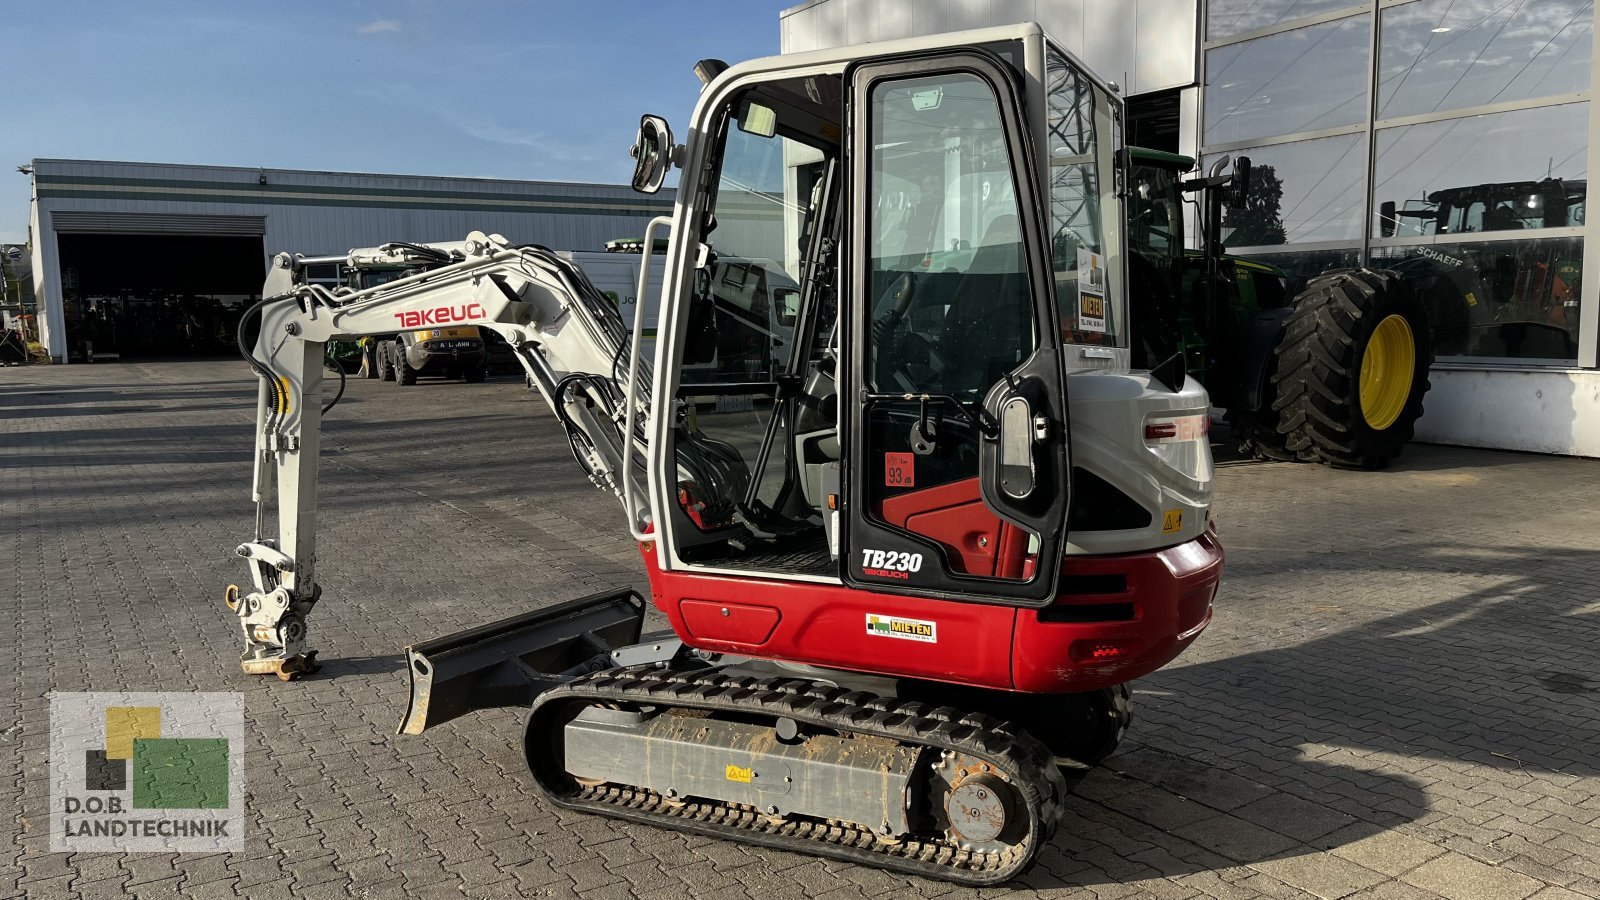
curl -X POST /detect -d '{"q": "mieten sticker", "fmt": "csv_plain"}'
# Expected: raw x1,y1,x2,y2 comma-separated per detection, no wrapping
865,614,937,643
1077,247,1107,333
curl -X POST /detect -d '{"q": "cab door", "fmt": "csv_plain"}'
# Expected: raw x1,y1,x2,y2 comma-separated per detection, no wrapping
842,50,1071,605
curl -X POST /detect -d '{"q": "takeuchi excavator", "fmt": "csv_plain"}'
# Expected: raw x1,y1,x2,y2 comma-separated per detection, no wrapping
227,23,1224,885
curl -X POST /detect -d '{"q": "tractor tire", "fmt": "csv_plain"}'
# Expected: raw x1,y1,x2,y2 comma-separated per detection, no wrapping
463,367,486,384
397,353,418,386
1228,340,1300,462
1272,268,1432,470
1231,406,1299,462
379,346,396,381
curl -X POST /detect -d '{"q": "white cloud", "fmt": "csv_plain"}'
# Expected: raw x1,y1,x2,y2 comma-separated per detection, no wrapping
453,119,605,165
357,18,402,36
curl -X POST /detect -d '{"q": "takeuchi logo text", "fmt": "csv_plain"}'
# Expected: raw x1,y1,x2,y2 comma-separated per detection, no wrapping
394,303,485,329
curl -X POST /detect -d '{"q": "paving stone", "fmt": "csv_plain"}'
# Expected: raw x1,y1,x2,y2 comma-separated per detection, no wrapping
1172,815,1302,864
1401,853,1544,900
1526,888,1597,900
1325,828,1449,878
1234,795,1360,844
1250,851,1388,900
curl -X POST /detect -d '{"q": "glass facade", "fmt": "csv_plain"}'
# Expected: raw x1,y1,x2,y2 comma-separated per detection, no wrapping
1204,134,1366,245
1202,0,1594,363
1204,16,1371,145
1378,0,1593,119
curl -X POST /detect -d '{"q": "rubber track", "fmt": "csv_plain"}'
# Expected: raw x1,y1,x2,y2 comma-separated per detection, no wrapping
1270,267,1431,469
526,666,1069,886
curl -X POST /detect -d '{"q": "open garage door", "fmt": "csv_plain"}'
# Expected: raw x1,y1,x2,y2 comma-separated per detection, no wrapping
54,213,265,361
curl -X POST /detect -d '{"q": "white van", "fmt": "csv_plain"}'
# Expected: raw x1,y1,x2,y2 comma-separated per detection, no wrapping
556,249,666,342
559,248,801,382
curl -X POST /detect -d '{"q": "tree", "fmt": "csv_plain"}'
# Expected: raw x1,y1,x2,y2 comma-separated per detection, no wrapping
1222,163,1287,247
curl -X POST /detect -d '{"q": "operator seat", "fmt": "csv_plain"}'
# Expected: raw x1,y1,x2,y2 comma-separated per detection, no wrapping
1486,204,1524,232
936,214,1030,394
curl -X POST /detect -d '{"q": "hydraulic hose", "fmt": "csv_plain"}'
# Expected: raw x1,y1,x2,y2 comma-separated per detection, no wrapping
383,241,454,264
237,295,283,431
322,358,346,415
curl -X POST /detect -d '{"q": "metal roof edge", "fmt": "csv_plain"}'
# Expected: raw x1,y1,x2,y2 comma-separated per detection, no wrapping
29,157,671,195
779,0,829,19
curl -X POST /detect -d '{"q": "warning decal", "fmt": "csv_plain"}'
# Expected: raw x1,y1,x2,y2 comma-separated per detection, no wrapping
885,452,915,487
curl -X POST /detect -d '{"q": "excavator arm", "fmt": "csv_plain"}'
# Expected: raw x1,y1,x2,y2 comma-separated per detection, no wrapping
230,231,653,678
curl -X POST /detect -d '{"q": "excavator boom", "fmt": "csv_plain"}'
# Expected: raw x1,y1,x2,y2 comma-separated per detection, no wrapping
232,231,650,678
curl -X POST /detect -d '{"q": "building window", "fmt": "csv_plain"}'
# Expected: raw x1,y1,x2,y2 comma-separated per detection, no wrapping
1204,15,1371,146
1202,0,1594,366
1204,133,1367,247
1373,103,1588,239
1378,0,1593,120
1207,0,1365,41
1372,237,1582,361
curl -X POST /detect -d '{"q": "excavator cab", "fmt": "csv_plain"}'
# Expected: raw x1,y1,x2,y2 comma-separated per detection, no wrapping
642,35,1127,610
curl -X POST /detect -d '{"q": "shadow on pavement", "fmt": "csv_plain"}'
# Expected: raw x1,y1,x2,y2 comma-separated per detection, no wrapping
1010,538,1599,888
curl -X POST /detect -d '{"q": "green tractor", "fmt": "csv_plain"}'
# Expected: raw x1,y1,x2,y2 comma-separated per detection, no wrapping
1380,179,1584,360
1126,148,1433,470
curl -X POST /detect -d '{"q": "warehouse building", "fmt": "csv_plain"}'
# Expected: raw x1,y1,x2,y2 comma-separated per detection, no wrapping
782,0,1599,455
24,159,673,363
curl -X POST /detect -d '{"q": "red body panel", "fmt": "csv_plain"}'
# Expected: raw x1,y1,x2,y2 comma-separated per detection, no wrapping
641,522,1224,694
879,479,1032,577
1010,525,1222,692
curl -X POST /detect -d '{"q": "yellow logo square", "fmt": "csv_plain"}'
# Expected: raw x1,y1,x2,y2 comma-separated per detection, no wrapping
105,707,161,760
1161,509,1183,534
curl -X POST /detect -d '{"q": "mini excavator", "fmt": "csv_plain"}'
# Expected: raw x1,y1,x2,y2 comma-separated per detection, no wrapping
228,24,1224,885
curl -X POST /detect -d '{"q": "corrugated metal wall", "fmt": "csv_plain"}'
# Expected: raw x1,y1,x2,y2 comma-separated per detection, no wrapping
29,158,677,360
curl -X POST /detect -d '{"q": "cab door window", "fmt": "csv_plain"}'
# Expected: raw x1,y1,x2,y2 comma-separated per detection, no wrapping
853,64,1056,591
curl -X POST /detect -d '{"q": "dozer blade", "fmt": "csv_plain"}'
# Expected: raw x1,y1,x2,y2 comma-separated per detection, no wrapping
399,588,646,735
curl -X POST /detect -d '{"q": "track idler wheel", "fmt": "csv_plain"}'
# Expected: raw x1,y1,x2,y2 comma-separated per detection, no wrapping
933,753,1026,852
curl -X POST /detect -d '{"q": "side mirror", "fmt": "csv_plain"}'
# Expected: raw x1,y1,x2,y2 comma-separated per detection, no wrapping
630,115,674,195
1379,201,1397,238
1229,156,1251,211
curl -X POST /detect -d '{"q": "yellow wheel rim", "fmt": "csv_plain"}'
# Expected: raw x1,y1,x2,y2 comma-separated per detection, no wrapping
1359,314,1415,431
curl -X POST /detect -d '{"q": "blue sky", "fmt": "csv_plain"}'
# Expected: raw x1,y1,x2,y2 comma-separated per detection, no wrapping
0,1,788,243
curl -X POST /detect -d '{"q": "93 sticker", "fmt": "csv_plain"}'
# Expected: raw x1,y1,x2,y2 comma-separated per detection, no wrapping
861,549,923,580
884,452,915,487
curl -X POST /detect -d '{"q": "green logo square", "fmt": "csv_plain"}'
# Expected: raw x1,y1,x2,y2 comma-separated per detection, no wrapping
131,738,230,809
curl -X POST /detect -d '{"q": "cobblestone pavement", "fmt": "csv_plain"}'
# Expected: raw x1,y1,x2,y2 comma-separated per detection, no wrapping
4,359,1599,900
